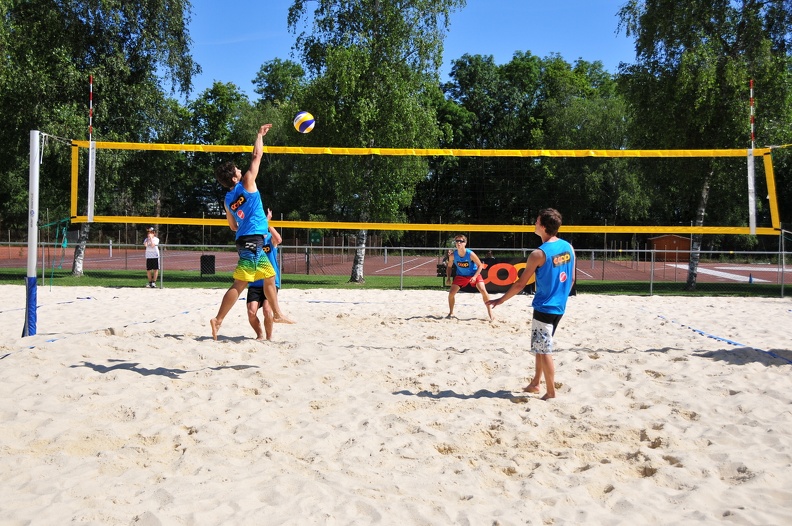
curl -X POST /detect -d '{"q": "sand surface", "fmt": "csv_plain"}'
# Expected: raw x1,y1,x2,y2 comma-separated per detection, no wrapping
1,285,790,525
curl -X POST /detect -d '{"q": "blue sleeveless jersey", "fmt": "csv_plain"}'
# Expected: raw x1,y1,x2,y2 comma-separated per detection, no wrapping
453,248,478,277
224,182,267,239
532,239,574,315
250,234,280,289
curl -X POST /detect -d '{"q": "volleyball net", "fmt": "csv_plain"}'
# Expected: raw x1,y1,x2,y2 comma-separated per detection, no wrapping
21,132,785,337
67,140,781,236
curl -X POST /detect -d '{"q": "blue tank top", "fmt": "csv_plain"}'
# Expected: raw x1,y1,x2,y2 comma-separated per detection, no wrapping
250,234,280,289
224,182,267,239
263,235,280,288
532,239,574,315
453,249,478,277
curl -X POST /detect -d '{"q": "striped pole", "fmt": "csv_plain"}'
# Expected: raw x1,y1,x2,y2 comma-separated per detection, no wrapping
749,79,755,149
89,75,93,141
747,79,756,234
87,76,96,221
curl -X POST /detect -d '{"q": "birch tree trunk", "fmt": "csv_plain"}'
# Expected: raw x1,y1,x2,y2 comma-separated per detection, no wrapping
349,229,367,283
71,223,90,277
685,173,711,291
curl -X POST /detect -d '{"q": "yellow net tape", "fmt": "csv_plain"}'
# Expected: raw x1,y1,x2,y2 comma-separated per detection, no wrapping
68,141,780,234
70,141,769,157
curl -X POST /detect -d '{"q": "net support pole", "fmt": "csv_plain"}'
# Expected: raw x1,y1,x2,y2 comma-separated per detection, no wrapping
748,80,757,235
747,149,756,235
23,130,40,337
87,75,95,222
87,140,96,222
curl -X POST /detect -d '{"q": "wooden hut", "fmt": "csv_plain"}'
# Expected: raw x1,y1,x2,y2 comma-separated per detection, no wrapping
649,234,691,262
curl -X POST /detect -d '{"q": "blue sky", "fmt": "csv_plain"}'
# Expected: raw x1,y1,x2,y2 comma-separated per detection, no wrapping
185,0,636,100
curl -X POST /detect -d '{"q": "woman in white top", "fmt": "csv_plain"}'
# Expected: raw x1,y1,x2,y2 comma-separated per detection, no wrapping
143,227,160,288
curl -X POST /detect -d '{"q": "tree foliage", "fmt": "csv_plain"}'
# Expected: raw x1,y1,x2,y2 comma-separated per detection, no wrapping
618,0,792,286
0,0,199,233
0,0,787,262
286,0,466,281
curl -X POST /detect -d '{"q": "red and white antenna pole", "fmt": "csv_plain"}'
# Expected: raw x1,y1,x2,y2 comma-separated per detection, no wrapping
749,79,755,149
87,75,96,222
747,79,756,234
89,75,93,141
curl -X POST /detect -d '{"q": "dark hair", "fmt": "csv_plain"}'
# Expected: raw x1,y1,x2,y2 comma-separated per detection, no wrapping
214,162,237,189
538,208,562,236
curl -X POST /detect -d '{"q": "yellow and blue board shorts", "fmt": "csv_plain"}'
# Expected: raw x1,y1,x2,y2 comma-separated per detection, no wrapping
233,235,275,282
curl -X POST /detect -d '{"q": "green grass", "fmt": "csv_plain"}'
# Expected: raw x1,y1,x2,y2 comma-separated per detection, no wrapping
0,268,447,290
574,280,784,297
0,268,784,296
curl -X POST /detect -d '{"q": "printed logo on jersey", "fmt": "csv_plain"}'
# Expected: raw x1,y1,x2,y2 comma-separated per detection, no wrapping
457,261,471,268
552,251,572,267
559,271,568,283
229,195,246,211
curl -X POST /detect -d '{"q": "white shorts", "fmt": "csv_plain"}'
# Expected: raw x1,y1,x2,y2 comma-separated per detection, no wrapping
531,318,556,355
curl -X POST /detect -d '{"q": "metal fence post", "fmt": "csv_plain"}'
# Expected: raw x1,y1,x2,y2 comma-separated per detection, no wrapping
781,229,787,298
399,247,404,291
158,245,163,288
650,249,655,296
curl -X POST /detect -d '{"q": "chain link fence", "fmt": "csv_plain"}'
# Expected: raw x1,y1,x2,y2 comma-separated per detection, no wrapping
1,241,788,296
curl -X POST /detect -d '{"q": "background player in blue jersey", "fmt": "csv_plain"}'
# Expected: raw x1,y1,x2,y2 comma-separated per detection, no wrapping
246,210,282,340
487,208,575,400
446,234,494,320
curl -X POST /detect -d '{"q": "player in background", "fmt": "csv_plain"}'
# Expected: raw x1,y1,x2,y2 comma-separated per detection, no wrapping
246,210,282,340
446,234,494,320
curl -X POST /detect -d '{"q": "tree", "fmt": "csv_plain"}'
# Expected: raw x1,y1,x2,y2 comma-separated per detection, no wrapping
618,0,792,289
287,0,465,282
538,57,642,229
253,59,307,104
0,0,199,273
430,52,636,249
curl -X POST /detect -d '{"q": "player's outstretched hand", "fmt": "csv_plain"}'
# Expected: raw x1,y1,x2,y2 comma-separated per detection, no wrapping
486,297,503,308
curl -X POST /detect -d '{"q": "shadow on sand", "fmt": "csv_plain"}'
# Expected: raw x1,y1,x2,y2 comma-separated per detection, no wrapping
71,359,259,379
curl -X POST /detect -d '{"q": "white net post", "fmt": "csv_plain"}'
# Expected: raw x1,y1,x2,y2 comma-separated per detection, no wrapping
23,130,40,337
747,150,756,235
87,141,96,222
748,80,757,235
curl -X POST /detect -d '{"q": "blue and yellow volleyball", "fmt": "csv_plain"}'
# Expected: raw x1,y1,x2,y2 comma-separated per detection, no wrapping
293,111,315,133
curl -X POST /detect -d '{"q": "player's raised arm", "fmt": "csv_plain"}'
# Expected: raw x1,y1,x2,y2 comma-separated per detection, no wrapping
242,124,272,192
266,208,282,246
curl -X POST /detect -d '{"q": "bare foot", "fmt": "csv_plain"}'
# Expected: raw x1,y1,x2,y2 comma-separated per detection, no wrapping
540,393,555,401
522,385,540,394
210,318,221,340
273,314,295,324
446,313,455,319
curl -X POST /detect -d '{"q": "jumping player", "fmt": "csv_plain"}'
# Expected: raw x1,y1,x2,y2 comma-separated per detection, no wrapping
210,124,294,340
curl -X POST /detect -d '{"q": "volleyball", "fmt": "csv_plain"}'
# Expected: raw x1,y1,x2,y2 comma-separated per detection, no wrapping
293,111,315,133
